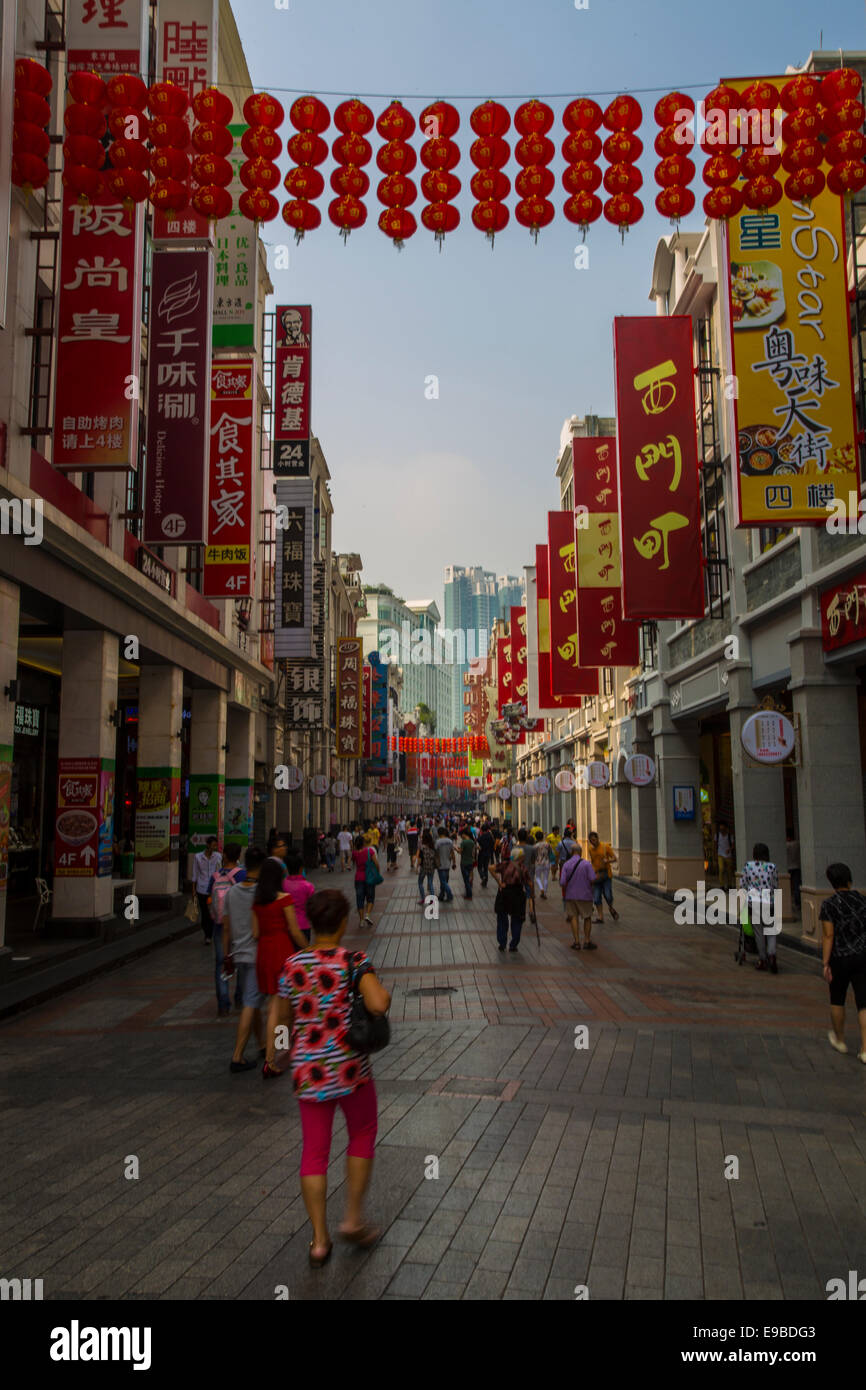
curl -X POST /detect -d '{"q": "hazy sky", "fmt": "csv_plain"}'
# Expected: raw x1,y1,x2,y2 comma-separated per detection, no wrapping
232,0,859,608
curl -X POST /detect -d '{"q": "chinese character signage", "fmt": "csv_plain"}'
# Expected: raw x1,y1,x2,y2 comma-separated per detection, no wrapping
144,248,213,544
202,360,254,597
66,0,149,75
156,0,217,99
362,663,372,758
572,437,641,667
274,477,314,658
53,193,144,471
740,711,796,765
135,769,181,862
214,125,257,349
336,637,364,757
274,304,312,476
614,316,704,619
535,544,582,711
496,621,512,716
55,757,100,877
510,608,529,705
546,513,601,697
724,83,860,528
821,570,866,653
284,562,327,729
367,651,389,768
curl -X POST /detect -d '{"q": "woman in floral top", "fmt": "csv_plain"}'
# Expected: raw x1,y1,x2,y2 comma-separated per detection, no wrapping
276,888,390,1268
740,842,780,974
414,828,437,905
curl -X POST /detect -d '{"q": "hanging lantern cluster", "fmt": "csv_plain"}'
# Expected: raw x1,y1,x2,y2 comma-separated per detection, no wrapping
701,82,743,220
237,91,283,225
562,98,603,238
822,68,866,196
470,100,510,245
190,86,233,221
147,81,190,215
105,74,149,206
514,99,555,241
778,73,825,204
282,93,326,238
376,100,417,249
329,99,373,241
419,99,460,249
63,71,108,205
12,58,53,192
653,91,695,223
602,93,643,238
738,79,782,212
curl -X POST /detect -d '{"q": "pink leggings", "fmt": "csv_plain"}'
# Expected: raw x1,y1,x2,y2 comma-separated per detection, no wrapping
298,1081,378,1176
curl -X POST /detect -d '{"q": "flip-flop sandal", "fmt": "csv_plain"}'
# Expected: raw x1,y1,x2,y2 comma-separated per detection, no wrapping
339,1224,381,1248
309,1241,333,1268
583,942,598,950
570,942,581,950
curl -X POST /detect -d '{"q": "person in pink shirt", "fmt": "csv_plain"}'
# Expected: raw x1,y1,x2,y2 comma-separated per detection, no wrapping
560,847,597,952
283,849,315,944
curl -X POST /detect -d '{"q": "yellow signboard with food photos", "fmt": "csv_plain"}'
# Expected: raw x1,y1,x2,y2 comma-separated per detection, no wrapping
725,77,860,527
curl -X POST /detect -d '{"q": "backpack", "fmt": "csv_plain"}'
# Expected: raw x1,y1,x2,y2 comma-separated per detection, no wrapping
210,866,242,925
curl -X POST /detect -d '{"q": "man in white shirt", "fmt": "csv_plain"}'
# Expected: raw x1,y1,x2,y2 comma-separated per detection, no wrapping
435,827,456,902
192,836,222,943
337,826,353,872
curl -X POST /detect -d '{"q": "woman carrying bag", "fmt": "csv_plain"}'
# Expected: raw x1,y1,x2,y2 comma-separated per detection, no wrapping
352,833,382,929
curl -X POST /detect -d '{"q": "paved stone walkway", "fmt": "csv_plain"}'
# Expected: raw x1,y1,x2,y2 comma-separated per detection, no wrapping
1,858,865,1301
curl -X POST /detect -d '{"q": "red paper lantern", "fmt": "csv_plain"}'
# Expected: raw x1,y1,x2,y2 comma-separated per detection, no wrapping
68,70,106,107
655,124,694,156
421,168,460,201
702,184,743,219
823,68,862,105
562,161,602,194
470,169,510,200
742,174,782,210
15,57,52,98
13,152,50,190
284,165,325,199
108,107,150,141
563,98,603,133
334,99,375,136
655,185,695,221
470,100,510,137
290,94,330,134
15,90,51,128
377,173,417,207
654,154,694,187
420,136,460,172
241,156,281,192
191,121,233,157
515,99,554,137
147,81,188,119
516,194,554,241
824,98,866,136
107,74,148,110
149,115,190,149
150,177,188,213
603,191,643,237
780,74,823,112
238,188,279,222
243,93,284,129
14,123,50,160
470,135,510,171
702,151,740,187
331,165,370,197
241,126,281,160
109,138,149,173
377,100,415,141
332,132,372,167
191,153,232,187
471,199,509,241
377,140,417,175
62,163,101,199
784,168,825,202
603,130,643,164
654,91,694,127
150,146,189,181
420,100,459,140
282,199,322,233
826,129,866,164
64,102,106,138
63,133,104,169
105,167,149,204
378,205,416,248
739,146,782,178
192,87,233,126
741,79,780,114
782,108,822,141
515,133,555,168
603,162,642,195
563,129,602,162
781,138,823,174
827,159,866,196
516,166,554,197
328,193,367,240
192,184,232,220
421,200,460,248
603,94,642,133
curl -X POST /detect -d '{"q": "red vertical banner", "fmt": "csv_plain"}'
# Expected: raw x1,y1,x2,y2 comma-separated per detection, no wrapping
509,607,529,705
144,248,214,545
53,194,145,471
202,360,254,596
536,544,582,710
362,663,372,758
573,437,641,666
336,637,364,758
274,305,312,476
614,316,704,619
497,623,513,715
547,513,600,698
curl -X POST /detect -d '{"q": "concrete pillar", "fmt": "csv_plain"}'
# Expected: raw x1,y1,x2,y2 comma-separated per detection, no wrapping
0,579,20,973
188,688,227,871
652,707,703,892
52,631,118,922
790,628,866,945
136,665,184,898
613,776,633,875
224,705,254,850
631,727,658,882
727,667,791,917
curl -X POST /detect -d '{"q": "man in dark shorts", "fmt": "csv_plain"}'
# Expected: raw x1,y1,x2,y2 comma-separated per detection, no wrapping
820,861,866,1063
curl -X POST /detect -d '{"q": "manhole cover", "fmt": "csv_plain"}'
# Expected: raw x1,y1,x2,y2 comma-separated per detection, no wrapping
406,987,458,997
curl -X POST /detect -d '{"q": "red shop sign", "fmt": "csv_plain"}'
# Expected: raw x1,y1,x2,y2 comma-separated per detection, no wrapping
821,569,866,653
202,360,254,597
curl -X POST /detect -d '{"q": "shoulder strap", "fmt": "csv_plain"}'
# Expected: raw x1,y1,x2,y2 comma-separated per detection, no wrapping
562,858,580,888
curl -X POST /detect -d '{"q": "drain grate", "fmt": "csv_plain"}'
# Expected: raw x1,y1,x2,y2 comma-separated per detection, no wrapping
406,986,458,997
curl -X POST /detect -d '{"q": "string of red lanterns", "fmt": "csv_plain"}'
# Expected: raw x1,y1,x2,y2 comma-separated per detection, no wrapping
12,58,53,193
105,74,150,206
514,99,555,241
329,98,373,242
63,70,108,205
419,100,461,249
700,82,743,221
282,93,326,239
602,93,644,239
470,100,511,246
822,67,866,196
377,100,417,250
562,97,603,239
148,80,191,216
190,86,234,221
653,91,695,224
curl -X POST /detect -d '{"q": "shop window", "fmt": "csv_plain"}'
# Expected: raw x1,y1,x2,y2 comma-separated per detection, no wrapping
602,668,614,697
757,525,794,554
185,544,203,592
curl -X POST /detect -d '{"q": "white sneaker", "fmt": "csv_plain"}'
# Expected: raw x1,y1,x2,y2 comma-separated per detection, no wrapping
828,1031,848,1055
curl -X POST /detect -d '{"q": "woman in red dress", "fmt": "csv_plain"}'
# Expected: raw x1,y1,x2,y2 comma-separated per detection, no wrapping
253,858,307,1078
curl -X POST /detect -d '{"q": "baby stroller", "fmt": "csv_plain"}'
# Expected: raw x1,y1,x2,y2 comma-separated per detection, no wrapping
735,896,759,965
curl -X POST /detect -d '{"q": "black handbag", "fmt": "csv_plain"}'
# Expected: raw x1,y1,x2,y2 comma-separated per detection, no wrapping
344,950,390,1054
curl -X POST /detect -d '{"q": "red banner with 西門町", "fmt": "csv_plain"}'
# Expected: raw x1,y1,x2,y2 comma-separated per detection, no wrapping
547,512,600,699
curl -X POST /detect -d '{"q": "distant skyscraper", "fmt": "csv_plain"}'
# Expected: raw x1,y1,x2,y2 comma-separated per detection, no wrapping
442,565,525,734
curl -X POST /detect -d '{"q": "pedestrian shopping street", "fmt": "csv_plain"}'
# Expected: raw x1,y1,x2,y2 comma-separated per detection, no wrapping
2,860,864,1302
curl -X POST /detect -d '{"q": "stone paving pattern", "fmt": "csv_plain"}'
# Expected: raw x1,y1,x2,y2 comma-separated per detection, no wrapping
2,857,865,1301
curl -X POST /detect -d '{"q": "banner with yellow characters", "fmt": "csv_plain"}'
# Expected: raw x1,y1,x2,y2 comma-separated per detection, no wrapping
725,76,859,527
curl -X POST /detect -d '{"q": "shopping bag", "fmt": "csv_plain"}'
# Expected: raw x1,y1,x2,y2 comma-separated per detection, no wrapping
184,896,200,924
